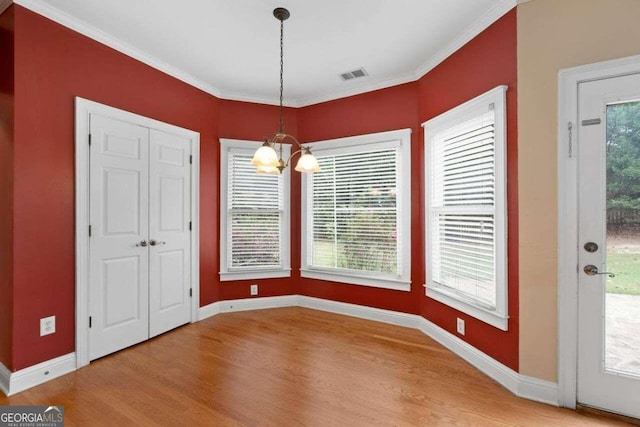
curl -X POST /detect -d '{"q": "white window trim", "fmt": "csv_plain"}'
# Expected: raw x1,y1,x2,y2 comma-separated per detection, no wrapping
423,85,508,330
300,128,412,292
219,138,291,281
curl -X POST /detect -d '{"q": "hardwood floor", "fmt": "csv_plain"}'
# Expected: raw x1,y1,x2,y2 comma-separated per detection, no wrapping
0,307,630,426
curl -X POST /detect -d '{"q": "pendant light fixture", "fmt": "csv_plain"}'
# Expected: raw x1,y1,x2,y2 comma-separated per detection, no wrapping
251,7,320,175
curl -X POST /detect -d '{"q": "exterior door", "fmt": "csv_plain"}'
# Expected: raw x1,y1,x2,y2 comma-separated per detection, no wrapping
88,115,192,360
89,115,150,361
577,72,640,418
148,129,192,338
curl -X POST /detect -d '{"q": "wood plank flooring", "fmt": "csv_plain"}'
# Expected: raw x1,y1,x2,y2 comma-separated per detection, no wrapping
0,307,630,426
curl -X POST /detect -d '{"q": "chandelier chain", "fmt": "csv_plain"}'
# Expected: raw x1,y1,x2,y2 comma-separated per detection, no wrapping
279,19,284,133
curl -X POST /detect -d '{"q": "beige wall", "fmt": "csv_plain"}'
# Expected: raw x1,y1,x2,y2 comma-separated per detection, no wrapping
518,0,640,381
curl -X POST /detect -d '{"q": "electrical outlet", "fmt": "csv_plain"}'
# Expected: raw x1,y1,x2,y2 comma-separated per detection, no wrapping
456,318,465,335
250,284,258,296
40,316,56,336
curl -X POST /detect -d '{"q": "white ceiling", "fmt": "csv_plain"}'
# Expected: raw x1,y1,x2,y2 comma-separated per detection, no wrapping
12,0,516,107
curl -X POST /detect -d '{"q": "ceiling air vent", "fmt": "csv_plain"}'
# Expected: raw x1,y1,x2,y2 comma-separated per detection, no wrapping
339,67,368,81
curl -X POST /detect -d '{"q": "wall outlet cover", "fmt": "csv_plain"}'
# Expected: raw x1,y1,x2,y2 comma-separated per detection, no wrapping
456,318,465,335
250,284,258,296
40,315,56,336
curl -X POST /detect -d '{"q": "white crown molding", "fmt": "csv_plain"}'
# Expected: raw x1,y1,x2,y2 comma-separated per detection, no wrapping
12,0,518,108
12,0,222,98
221,69,416,107
220,70,417,108
293,72,418,108
1,353,76,396
0,0,12,15
217,91,295,108
413,0,517,80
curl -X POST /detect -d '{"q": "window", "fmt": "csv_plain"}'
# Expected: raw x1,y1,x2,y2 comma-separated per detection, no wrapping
423,86,508,330
301,129,412,291
219,139,290,281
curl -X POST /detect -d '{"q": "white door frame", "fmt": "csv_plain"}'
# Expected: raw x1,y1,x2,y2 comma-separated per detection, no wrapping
557,54,640,408
74,97,200,368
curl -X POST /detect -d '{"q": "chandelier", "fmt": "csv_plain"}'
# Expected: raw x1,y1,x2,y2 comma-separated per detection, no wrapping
251,7,320,174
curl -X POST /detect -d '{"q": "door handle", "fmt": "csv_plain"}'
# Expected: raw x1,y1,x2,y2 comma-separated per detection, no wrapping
583,265,615,278
149,240,166,246
136,240,148,247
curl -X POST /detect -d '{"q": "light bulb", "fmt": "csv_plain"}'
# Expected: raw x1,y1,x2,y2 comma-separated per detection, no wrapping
251,143,279,167
295,148,321,173
256,165,280,175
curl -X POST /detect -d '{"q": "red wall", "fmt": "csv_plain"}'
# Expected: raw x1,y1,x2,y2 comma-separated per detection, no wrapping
294,11,519,369
0,5,15,370
297,82,421,315
217,99,299,299
4,5,518,373
10,6,220,370
418,10,519,370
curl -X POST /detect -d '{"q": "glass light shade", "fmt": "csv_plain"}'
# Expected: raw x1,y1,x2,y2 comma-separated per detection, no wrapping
256,165,280,175
294,149,321,173
251,143,279,167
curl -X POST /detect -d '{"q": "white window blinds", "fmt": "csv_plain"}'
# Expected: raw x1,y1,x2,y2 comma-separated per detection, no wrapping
431,112,496,307
312,148,399,274
301,129,412,291
219,139,290,281
424,85,507,330
228,153,283,269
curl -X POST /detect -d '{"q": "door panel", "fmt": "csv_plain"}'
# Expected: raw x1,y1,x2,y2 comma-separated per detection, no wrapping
158,250,186,310
89,114,150,361
577,73,640,418
148,129,191,338
102,256,142,327
160,177,185,231
103,168,141,234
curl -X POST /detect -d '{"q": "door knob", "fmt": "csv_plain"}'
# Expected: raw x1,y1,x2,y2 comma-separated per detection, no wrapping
149,240,166,246
583,265,615,278
136,240,148,247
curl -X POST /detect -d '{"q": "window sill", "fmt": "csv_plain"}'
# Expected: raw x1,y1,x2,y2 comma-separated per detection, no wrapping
220,269,291,282
425,285,508,331
301,268,411,292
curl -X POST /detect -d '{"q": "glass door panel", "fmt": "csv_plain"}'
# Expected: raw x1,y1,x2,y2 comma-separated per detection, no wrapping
605,100,640,377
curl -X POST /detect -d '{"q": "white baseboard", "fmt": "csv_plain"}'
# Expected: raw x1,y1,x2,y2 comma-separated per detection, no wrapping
517,374,560,406
199,295,559,406
1,353,76,396
300,296,559,406
199,295,298,321
416,316,519,393
2,295,559,406
0,361,10,396
298,295,420,329
198,300,222,321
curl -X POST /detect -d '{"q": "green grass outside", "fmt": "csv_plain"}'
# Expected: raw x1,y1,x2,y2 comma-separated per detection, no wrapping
312,240,396,272
606,251,640,295
315,238,640,295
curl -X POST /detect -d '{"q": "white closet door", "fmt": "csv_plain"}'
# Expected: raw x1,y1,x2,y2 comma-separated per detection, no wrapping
89,114,150,361
148,129,192,338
